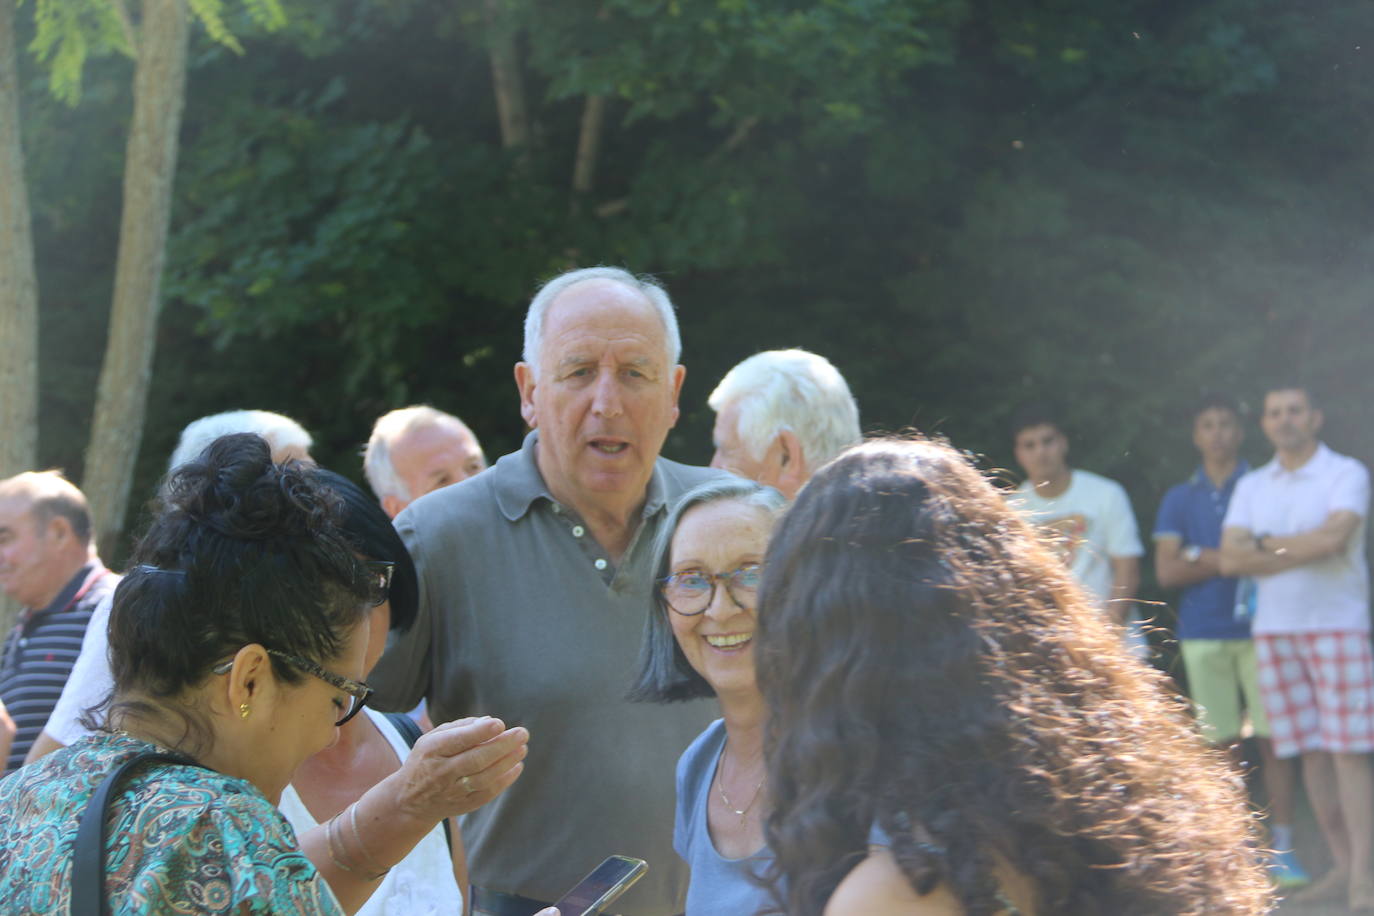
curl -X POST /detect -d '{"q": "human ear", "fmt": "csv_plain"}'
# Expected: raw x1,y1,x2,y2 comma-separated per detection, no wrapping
775,429,808,495
222,645,272,716
668,365,685,426
46,515,72,544
515,362,538,429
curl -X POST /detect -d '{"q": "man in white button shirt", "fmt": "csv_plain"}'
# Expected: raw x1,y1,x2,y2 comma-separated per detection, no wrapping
1221,383,1374,910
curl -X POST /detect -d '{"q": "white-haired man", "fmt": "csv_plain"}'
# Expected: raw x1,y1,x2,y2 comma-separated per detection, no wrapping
364,406,487,518
0,471,116,772
168,409,312,469
369,267,727,916
708,348,861,498
25,409,314,764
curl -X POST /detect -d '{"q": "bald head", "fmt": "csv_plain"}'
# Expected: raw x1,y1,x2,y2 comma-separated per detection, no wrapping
0,472,95,609
364,406,487,518
522,267,681,378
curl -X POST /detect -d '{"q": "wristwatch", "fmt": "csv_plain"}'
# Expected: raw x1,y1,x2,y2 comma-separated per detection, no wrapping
1255,533,1270,552
1182,545,1202,563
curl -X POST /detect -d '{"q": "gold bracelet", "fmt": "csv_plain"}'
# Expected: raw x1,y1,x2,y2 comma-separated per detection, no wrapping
349,803,391,879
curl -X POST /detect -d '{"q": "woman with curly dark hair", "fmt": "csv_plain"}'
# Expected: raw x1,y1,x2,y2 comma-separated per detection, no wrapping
755,436,1273,915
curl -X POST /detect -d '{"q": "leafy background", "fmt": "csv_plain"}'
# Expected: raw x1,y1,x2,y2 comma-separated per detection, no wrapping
19,0,1374,628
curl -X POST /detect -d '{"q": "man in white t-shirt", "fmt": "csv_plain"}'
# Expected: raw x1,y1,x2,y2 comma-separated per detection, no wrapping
1007,405,1144,641
1221,384,1373,910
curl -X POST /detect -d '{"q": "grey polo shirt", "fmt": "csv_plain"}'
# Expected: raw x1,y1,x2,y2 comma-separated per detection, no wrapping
370,431,724,914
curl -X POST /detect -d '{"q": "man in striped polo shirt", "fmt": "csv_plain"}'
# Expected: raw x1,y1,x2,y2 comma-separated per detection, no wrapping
0,471,115,772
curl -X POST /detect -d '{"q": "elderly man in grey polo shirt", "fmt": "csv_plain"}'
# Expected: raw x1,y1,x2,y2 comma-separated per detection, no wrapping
369,267,725,916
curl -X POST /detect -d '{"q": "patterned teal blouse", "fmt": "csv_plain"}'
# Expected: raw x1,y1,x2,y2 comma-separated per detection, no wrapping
0,733,343,915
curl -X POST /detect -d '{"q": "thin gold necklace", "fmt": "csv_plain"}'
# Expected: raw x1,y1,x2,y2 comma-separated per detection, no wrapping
716,744,765,822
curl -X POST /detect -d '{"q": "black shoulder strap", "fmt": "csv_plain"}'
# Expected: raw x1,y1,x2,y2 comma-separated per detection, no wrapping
381,712,454,856
71,750,191,916
385,711,423,746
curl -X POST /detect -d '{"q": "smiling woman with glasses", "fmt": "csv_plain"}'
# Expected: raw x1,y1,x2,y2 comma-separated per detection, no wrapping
629,477,787,916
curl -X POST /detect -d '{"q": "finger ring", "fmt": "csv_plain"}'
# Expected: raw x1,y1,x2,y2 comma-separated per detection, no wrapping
461,775,474,793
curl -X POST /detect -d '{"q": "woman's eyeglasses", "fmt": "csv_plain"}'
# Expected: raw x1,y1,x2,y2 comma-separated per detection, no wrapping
213,650,374,727
657,563,762,616
365,560,395,607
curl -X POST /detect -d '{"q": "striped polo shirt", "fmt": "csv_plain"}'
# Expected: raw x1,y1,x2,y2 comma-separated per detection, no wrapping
0,562,115,772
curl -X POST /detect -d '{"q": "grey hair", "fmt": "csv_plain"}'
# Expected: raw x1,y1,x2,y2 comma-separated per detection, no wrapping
708,349,861,474
168,410,312,471
0,470,93,546
522,266,682,374
628,476,786,704
363,405,476,503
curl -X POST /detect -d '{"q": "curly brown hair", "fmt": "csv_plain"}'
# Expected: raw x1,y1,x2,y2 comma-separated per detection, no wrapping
755,436,1273,916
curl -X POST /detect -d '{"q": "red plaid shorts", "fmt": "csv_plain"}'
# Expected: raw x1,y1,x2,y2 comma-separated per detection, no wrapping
1255,632,1374,758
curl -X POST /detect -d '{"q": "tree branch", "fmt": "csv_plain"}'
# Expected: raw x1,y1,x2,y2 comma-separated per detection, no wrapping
110,0,139,55
485,0,528,150
571,94,605,195
707,115,759,163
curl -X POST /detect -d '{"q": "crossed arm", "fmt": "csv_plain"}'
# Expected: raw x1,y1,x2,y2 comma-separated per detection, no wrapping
1155,537,1222,590
1219,510,1363,577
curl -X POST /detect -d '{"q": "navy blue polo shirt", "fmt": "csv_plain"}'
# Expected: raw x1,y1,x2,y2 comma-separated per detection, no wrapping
0,562,115,771
1153,462,1249,640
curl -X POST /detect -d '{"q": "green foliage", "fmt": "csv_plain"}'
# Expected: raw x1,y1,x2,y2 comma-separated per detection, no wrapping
17,0,1374,584
21,0,286,103
26,0,131,104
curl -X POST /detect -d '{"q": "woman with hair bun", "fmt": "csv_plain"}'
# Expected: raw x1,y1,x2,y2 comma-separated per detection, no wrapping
0,435,541,915
755,437,1273,916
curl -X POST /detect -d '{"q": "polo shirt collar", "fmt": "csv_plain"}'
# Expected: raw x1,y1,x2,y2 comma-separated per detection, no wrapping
1262,441,1332,479
30,562,98,616
1189,459,1250,490
493,430,668,522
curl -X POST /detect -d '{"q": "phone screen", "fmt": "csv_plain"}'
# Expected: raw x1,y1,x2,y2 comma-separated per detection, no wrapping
552,855,649,916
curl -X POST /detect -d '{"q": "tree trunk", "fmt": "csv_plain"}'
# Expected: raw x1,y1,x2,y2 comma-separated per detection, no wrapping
485,0,529,150
0,0,39,481
83,0,189,557
571,94,605,195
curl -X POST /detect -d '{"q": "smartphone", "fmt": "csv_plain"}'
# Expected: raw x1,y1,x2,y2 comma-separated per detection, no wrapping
550,855,649,916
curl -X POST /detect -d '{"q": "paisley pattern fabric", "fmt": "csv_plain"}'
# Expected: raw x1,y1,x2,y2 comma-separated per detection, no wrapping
0,733,343,915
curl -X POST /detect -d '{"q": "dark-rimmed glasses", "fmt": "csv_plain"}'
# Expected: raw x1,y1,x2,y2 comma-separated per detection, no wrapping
365,560,395,607
212,650,374,726
658,563,762,616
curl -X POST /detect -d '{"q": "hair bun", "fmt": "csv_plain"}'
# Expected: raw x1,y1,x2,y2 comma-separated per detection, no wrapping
163,434,334,542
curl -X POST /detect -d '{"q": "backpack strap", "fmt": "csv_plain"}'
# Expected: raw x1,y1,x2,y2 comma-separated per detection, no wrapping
382,712,454,856
71,750,195,916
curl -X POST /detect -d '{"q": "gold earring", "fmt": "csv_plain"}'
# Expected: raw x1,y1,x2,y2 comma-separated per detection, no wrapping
239,703,251,719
